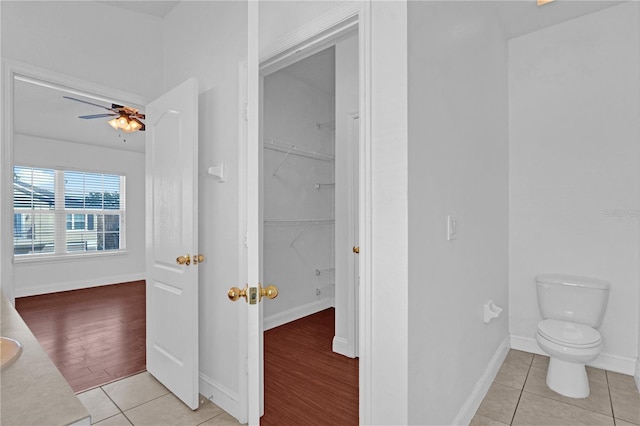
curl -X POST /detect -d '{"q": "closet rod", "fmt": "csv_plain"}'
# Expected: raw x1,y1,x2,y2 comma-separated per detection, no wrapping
264,138,335,162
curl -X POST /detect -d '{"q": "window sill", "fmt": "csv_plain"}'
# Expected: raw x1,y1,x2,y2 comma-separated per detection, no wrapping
13,250,128,266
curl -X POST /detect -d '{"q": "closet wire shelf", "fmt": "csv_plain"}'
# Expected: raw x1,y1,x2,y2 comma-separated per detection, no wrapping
264,138,335,162
264,219,335,247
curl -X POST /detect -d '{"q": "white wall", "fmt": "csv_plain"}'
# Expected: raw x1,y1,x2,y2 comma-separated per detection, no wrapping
407,2,510,424
258,1,347,55
262,61,335,326
0,1,163,101
161,0,248,419
509,2,640,375
13,134,146,296
368,2,410,423
334,34,359,356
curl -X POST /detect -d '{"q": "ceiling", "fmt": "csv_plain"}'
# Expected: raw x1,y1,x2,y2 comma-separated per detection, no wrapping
279,46,336,96
494,1,624,39
93,0,623,35
14,79,146,153
96,1,180,18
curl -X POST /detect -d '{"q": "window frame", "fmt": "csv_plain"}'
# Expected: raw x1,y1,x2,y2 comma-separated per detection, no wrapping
13,165,127,262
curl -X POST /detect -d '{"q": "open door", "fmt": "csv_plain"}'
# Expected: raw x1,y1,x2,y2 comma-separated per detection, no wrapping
145,78,200,410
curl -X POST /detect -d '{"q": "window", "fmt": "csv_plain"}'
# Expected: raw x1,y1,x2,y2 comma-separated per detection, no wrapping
13,166,125,257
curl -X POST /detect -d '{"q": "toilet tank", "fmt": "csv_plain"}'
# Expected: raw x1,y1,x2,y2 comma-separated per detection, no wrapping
536,274,610,327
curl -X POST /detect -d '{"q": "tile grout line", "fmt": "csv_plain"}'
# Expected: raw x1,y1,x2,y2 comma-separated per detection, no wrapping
98,385,135,426
605,371,619,426
508,356,534,425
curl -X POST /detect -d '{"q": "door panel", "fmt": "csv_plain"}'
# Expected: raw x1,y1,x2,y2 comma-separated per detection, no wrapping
146,78,199,410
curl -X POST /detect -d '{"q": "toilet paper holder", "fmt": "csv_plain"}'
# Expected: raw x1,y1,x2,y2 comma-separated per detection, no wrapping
484,300,503,323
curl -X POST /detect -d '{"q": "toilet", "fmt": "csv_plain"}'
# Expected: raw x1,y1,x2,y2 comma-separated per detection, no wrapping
535,274,609,398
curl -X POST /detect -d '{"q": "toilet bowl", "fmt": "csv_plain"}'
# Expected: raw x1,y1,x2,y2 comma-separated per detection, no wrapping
535,274,609,399
535,319,602,398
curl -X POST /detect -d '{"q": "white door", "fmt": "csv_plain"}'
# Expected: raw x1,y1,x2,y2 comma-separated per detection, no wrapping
145,78,200,410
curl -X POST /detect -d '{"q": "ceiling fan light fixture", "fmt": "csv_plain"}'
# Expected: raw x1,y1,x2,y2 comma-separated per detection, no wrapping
117,115,129,128
537,0,554,6
129,118,143,131
64,96,146,135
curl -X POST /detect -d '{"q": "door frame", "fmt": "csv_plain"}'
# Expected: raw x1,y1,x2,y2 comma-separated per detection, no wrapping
245,2,373,422
347,111,360,358
0,60,147,305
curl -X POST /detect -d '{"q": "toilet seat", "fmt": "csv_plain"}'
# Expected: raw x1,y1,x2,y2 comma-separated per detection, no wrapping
537,319,601,348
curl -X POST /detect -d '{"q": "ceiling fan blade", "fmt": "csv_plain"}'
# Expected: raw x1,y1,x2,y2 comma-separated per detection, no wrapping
63,96,117,112
78,113,117,119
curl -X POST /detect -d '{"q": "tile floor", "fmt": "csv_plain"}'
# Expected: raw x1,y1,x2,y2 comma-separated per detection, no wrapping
78,352,639,426
77,372,243,425
472,349,640,426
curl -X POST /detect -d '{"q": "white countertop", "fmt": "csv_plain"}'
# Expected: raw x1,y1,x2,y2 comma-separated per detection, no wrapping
1,292,90,426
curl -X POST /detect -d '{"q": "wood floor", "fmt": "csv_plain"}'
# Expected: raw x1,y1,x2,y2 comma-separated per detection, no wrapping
16,285,357,423
263,308,359,425
15,281,146,393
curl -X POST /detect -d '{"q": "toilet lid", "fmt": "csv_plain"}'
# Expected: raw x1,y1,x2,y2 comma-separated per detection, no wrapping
537,319,601,347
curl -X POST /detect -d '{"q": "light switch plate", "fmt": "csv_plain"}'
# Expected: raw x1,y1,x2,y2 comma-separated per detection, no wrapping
447,215,457,241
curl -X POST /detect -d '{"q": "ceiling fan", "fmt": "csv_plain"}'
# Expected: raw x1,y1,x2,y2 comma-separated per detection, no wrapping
63,96,145,132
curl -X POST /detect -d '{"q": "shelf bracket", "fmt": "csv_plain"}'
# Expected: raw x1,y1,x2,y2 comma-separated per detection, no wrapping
272,146,294,177
290,224,310,247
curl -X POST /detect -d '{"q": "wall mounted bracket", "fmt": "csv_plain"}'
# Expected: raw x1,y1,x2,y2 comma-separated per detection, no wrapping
208,163,225,183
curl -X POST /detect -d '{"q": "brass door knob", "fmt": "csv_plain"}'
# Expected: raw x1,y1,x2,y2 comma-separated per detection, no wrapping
259,284,278,301
228,285,248,302
176,254,191,265
353,246,360,254
193,254,205,265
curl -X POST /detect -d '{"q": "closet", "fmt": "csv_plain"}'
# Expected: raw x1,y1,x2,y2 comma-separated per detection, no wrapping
261,34,359,358
262,46,337,330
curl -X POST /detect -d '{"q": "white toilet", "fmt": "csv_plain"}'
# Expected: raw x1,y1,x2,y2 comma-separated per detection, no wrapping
535,274,609,398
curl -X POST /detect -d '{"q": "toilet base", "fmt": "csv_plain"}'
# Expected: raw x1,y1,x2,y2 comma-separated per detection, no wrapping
546,357,590,398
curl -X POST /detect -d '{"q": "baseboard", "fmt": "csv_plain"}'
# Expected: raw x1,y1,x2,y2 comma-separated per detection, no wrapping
332,336,355,358
510,334,637,376
15,273,146,297
452,335,510,426
264,298,334,331
635,358,640,393
199,373,243,422
510,335,545,356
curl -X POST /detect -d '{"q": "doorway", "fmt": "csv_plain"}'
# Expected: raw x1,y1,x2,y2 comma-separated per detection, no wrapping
5,66,149,392
260,32,360,423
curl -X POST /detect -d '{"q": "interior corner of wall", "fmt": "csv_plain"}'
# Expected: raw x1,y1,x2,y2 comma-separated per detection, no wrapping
635,358,640,392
